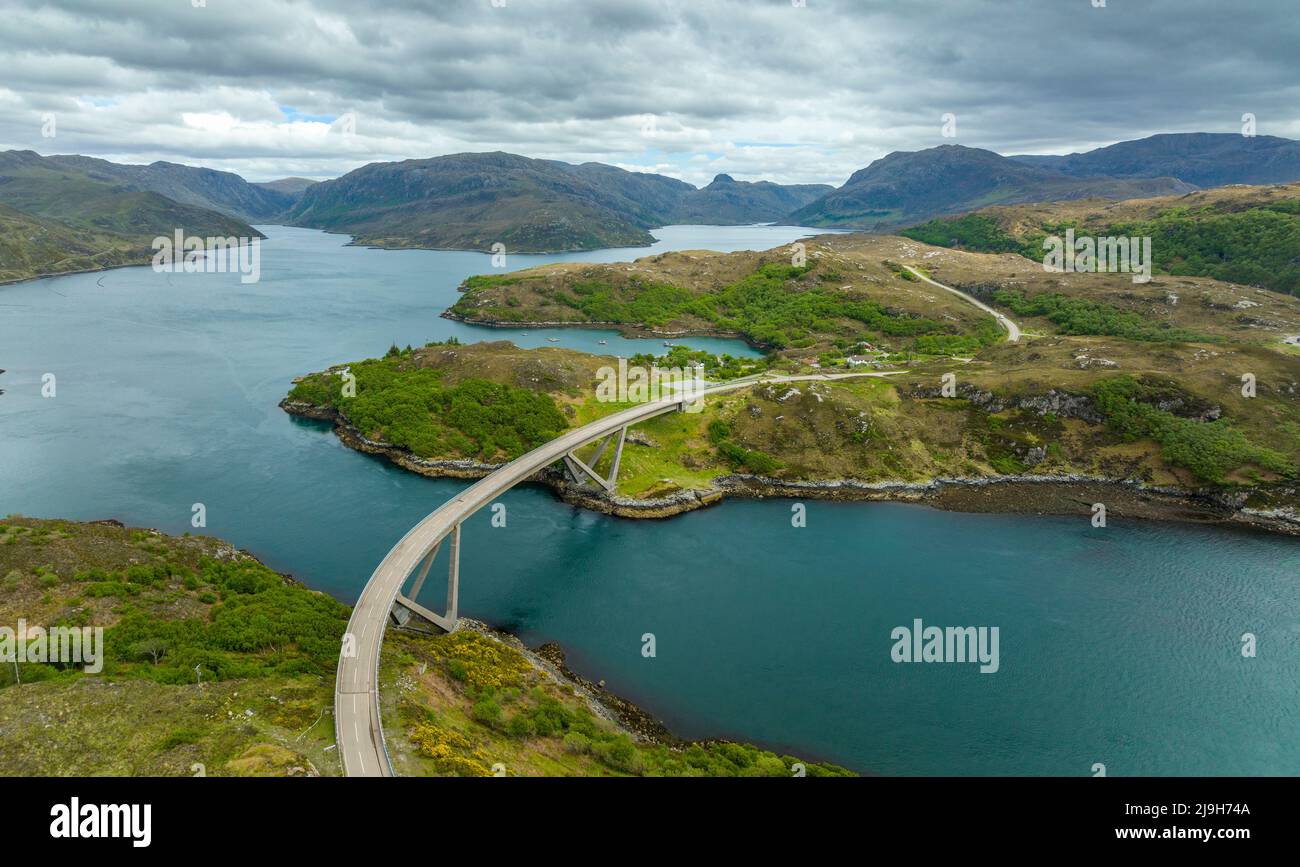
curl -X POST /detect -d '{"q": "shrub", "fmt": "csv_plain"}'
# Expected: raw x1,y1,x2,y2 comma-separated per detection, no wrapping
1092,377,1294,482
506,713,536,738
992,290,1212,343
160,728,203,750
471,699,502,725
594,735,645,774
409,720,492,776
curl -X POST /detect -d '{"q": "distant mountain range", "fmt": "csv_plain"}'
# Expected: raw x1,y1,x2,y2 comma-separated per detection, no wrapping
1009,133,1300,188
282,152,830,252
671,174,831,224
3,132,1299,277
287,133,1300,248
787,144,1196,230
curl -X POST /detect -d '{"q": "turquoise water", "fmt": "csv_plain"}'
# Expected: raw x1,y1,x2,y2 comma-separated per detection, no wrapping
2,225,1297,775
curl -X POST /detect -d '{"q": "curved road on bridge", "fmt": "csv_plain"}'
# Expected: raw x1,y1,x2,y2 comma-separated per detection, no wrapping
335,269,1022,776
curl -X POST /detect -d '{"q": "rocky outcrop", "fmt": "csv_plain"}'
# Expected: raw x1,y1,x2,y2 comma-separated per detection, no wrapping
903,384,1103,422
1015,389,1104,423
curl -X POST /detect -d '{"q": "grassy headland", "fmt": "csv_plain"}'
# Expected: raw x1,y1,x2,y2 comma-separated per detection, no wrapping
447,243,1003,360
0,517,347,776
283,334,1300,530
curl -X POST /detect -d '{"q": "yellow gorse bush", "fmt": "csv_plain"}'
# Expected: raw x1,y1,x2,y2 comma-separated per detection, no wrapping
434,631,533,690
409,719,493,777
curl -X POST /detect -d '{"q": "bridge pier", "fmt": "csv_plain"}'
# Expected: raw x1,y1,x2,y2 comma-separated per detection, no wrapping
391,523,461,633
563,424,628,493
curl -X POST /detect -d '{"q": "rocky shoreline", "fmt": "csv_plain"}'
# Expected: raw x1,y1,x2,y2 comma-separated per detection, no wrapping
281,398,1300,536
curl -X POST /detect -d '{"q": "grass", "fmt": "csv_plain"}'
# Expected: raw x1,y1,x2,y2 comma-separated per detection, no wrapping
901,182,1300,296
0,517,344,776
449,243,999,360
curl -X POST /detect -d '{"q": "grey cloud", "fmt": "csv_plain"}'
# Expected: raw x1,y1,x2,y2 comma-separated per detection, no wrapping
0,0,1295,184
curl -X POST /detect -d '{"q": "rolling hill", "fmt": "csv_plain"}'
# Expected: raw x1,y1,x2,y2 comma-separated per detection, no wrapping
283,151,686,252
899,182,1300,295
0,150,263,283
32,154,295,222
0,204,150,283
787,144,1196,230
283,152,836,252
1011,133,1300,188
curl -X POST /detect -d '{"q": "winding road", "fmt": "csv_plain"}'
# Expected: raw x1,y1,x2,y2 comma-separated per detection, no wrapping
903,265,1022,342
334,266,1023,777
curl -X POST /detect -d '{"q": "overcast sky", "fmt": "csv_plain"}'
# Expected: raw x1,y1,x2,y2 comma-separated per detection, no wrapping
2,0,1296,186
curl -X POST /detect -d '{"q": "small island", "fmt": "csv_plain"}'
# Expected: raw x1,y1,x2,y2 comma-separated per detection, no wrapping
283,234,1300,534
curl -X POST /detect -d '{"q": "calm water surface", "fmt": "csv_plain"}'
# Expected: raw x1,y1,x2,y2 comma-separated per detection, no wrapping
1,225,1296,775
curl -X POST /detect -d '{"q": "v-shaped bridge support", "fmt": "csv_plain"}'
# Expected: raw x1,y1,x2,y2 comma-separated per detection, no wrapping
391,524,460,633
562,425,628,493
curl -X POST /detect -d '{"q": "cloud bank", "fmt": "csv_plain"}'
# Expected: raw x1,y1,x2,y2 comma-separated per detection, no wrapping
2,0,1296,185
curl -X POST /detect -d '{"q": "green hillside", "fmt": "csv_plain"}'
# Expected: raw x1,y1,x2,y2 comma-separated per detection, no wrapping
0,150,263,283
901,182,1300,296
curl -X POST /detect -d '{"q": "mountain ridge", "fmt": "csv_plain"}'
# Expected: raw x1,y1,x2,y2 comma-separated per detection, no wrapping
788,144,1197,230
0,150,264,283
282,150,832,252
30,153,294,222
1010,132,1300,187
6,130,1300,265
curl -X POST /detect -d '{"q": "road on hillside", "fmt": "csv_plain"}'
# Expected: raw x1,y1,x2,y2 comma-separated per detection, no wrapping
903,265,1022,342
